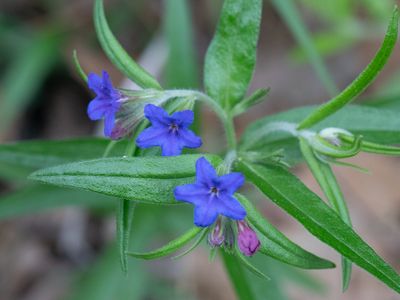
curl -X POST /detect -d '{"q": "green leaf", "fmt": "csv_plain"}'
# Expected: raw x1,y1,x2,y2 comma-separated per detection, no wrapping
234,250,271,281
0,138,127,180
236,161,400,293
221,251,256,300
204,0,262,110
116,199,136,274
164,0,198,88
270,0,338,96
240,105,400,153
236,194,335,269
0,30,60,136
127,227,202,260
299,138,352,291
29,155,221,205
172,227,208,259
0,185,114,220
297,7,399,129
93,0,161,89
232,88,270,116
72,49,88,83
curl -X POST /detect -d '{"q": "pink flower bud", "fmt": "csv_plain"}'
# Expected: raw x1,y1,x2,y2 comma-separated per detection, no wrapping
237,220,260,256
208,218,224,247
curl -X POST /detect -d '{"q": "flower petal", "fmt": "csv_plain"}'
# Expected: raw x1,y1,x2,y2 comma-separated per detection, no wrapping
88,72,103,93
136,126,167,148
101,70,113,89
179,128,202,149
103,112,116,137
174,183,209,205
193,204,219,227
87,99,108,120
144,104,170,127
161,135,183,156
171,110,194,127
195,157,218,186
218,172,245,194
217,195,246,220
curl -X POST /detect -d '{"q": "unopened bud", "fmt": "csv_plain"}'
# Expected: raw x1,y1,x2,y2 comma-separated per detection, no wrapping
237,220,260,256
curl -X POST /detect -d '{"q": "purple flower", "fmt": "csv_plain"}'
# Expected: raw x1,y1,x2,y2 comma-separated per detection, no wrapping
237,220,260,256
136,104,202,156
87,70,122,137
174,157,246,227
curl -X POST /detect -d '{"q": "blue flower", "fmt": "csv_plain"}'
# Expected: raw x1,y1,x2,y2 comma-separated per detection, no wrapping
174,157,246,227
87,70,122,137
136,104,202,156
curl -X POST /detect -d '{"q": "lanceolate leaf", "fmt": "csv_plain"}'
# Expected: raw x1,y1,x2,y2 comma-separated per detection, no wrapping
240,105,400,152
299,138,352,291
236,194,335,269
117,199,136,274
236,161,400,293
127,227,202,260
29,155,221,205
204,0,262,110
297,7,399,129
93,0,161,89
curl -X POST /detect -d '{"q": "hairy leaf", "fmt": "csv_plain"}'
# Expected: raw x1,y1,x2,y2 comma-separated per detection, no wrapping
236,161,400,293
29,155,221,205
204,0,262,109
94,0,161,89
237,194,335,269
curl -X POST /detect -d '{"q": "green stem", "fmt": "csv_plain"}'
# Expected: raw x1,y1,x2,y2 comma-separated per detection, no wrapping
223,113,237,150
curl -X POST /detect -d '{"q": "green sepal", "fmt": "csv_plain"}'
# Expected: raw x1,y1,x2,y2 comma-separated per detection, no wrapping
126,227,202,260
341,134,400,156
234,249,271,281
116,199,136,274
310,134,363,158
172,227,209,260
93,0,161,89
236,194,335,269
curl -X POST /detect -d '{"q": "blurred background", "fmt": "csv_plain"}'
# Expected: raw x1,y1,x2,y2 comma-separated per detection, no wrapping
0,0,400,299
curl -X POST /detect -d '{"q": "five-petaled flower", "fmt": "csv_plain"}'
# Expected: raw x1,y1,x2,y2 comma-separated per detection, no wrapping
136,104,202,156
174,157,246,227
87,70,122,137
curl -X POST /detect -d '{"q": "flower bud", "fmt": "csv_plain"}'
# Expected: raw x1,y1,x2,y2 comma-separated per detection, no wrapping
237,220,260,256
208,218,225,247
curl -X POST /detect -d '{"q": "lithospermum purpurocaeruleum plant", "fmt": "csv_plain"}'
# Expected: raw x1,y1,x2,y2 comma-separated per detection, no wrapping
13,0,400,297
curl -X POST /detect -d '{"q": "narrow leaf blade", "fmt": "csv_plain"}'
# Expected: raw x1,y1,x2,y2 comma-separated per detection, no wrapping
127,227,202,260
29,155,221,205
117,199,136,274
93,0,161,89
237,194,335,269
298,7,399,129
237,161,400,293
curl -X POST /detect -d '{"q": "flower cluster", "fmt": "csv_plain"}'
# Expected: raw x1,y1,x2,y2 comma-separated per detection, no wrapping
86,70,260,257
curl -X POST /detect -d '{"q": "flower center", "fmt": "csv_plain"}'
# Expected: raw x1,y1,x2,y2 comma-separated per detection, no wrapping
210,186,219,196
169,123,179,133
